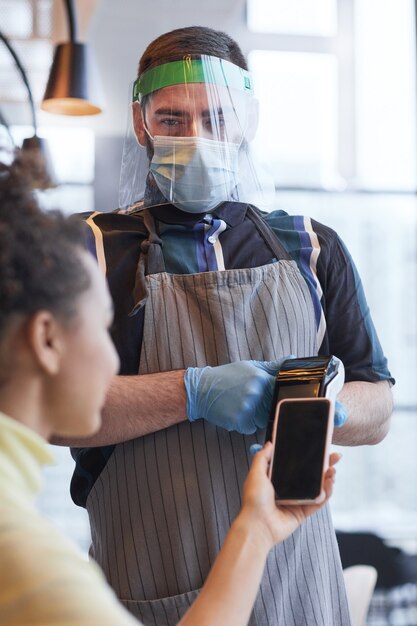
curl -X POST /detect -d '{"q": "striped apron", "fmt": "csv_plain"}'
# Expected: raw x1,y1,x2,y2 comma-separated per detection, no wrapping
87,206,351,626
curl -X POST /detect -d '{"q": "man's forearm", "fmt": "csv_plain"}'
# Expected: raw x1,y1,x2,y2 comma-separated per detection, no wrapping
52,370,187,447
333,379,393,446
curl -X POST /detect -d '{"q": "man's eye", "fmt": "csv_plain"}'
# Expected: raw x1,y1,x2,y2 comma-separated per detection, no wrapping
204,117,225,131
161,118,179,127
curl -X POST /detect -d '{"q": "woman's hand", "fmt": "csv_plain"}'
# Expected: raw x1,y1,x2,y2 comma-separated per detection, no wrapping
179,443,340,626
241,443,341,548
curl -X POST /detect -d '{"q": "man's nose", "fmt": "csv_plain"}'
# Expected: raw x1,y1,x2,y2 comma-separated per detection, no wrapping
188,117,203,137
186,115,216,139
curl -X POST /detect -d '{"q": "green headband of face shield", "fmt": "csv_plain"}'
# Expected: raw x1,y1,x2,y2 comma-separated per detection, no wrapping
132,56,254,102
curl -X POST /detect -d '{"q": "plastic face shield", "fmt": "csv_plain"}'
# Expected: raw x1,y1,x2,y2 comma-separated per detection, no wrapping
119,55,275,212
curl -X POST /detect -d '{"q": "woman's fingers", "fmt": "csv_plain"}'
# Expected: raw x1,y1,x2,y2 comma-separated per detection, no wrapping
329,451,342,467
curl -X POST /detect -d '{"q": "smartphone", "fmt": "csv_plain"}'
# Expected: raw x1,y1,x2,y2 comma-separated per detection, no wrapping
268,397,334,505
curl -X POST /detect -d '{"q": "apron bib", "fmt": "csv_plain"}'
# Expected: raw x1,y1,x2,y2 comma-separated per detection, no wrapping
87,207,350,626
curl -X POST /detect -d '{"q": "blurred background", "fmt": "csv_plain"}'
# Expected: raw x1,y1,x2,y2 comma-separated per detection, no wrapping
1,1,416,622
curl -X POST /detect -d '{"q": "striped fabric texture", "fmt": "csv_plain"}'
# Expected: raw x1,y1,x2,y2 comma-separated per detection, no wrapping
85,207,352,625
68,200,394,625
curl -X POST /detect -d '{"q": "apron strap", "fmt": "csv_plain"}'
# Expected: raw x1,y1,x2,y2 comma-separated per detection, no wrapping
130,204,290,315
246,205,292,261
141,210,165,273
130,210,164,316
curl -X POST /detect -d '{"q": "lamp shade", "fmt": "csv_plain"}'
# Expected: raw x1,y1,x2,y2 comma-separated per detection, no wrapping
16,135,57,190
42,42,103,116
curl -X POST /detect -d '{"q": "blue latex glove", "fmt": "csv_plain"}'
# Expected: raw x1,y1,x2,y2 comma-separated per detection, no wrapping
249,443,263,457
334,399,348,428
184,359,289,435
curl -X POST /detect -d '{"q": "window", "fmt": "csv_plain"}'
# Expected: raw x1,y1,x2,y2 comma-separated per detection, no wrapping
246,0,417,191
0,0,53,104
250,50,339,188
247,0,338,36
354,0,417,190
246,0,417,548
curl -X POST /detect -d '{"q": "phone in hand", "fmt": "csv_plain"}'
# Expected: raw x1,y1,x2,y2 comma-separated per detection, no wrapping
268,397,334,505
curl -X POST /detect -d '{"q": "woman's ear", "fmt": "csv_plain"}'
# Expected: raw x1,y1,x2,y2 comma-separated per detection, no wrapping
27,311,66,376
132,102,147,146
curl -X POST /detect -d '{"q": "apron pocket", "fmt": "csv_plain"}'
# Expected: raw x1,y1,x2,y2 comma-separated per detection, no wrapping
120,588,200,626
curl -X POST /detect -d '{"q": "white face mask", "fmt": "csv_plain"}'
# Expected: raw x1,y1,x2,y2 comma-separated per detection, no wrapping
149,135,240,213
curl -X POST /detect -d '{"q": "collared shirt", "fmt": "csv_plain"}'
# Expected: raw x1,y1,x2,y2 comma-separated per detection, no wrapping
70,201,394,507
0,412,138,625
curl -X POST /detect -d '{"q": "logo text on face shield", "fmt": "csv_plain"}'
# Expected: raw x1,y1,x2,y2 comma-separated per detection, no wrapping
149,136,240,213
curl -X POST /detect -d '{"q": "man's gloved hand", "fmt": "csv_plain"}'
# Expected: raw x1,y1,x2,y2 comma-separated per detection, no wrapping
184,359,289,435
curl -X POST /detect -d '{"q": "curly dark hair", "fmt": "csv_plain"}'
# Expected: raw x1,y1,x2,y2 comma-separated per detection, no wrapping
0,159,91,339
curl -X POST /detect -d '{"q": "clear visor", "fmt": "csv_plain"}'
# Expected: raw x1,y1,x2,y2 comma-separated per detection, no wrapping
119,55,275,213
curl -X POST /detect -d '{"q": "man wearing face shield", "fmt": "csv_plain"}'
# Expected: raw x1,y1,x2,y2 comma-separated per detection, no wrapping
68,26,394,626
128,56,259,213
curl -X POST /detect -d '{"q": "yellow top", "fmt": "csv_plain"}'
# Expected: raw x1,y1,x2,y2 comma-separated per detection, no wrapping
0,411,138,625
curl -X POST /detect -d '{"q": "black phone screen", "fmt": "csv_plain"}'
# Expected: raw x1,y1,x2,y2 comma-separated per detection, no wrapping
265,381,322,442
271,399,330,500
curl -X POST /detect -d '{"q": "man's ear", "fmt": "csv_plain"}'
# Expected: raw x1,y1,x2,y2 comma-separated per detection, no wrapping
132,102,147,146
27,311,66,376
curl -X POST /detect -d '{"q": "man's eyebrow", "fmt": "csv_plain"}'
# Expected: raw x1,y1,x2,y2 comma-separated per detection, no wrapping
154,108,189,117
202,107,224,117
153,107,224,117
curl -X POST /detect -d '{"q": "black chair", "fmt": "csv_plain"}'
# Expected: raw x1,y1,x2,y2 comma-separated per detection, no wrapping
336,531,417,590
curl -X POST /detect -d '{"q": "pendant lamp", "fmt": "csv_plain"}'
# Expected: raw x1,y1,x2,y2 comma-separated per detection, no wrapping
41,0,103,116
0,30,57,189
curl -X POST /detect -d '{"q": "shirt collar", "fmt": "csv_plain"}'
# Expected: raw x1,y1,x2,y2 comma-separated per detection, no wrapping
143,178,249,228
148,201,249,229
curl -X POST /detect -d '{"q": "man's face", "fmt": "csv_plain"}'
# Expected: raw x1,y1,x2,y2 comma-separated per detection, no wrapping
134,82,252,146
